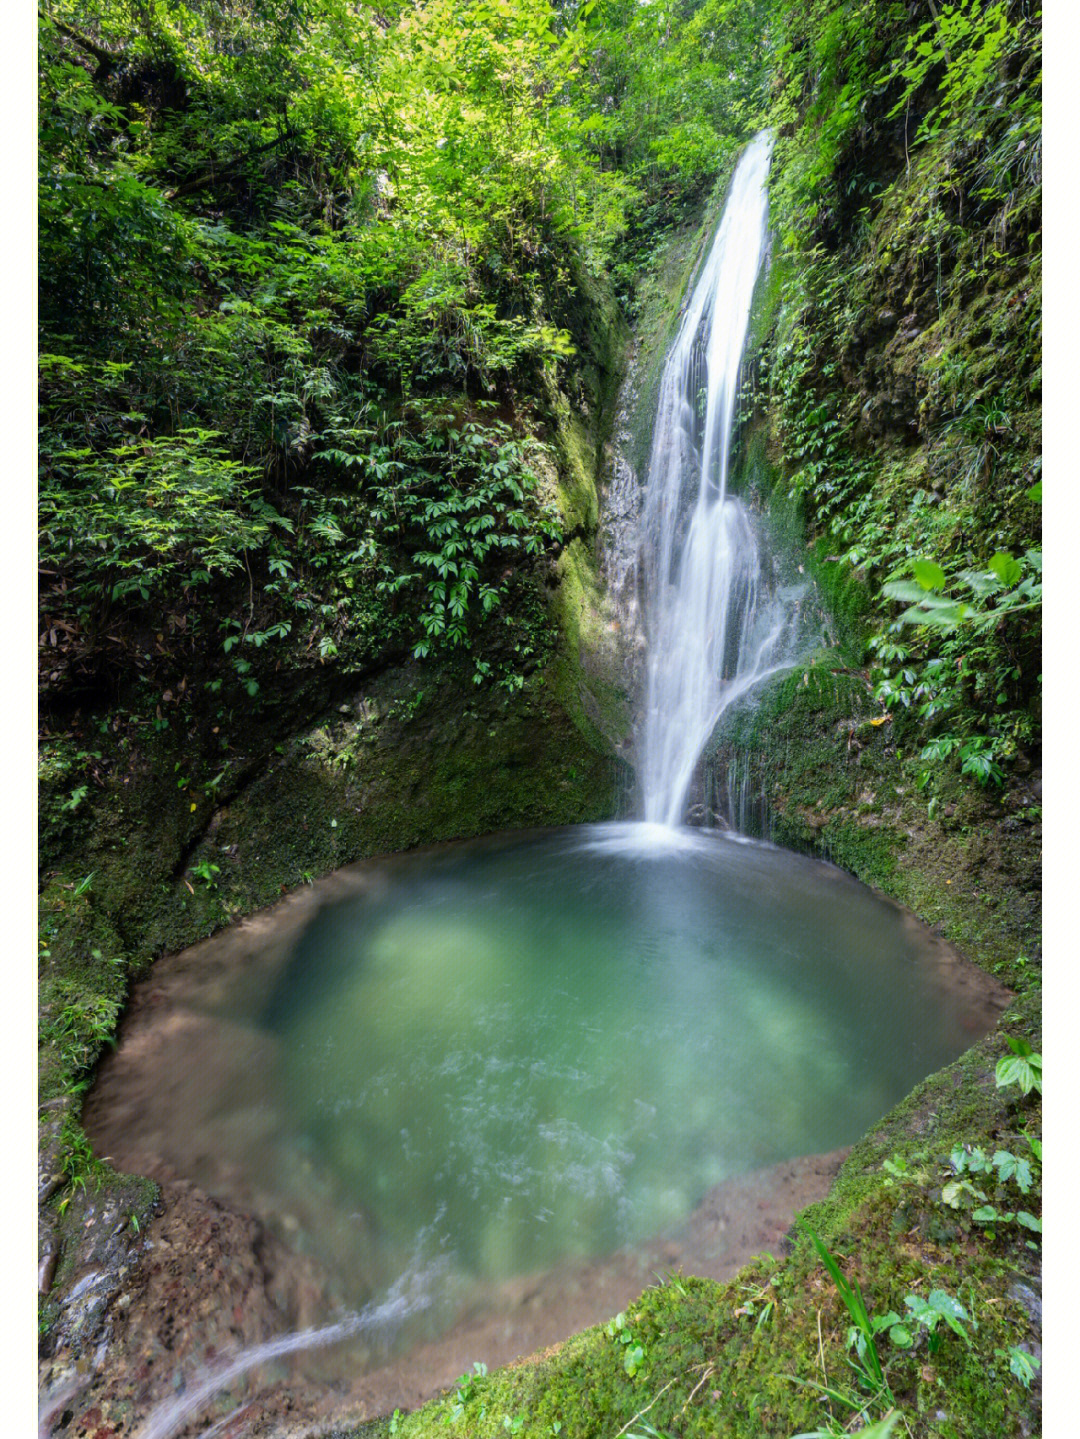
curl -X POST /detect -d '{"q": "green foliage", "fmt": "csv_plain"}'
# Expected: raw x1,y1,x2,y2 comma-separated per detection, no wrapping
44,0,750,718
885,1,1018,147
764,0,1041,794
900,1290,974,1351
867,546,1040,786
882,548,1040,634
42,986,121,1077
190,859,221,890
57,1117,108,1202
607,1310,648,1378
994,1035,1042,1096
362,414,562,660
40,424,277,613
793,1409,902,1439
995,1345,1040,1389
449,1361,489,1422
884,1036,1043,1258
576,0,769,209
733,1277,778,1331
793,1223,895,1426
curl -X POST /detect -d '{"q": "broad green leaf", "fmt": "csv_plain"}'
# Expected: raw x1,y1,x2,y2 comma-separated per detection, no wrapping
912,558,947,590
899,601,970,630
995,1053,1041,1095
926,1289,974,1342
1008,1348,1040,1387
988,552,1022,588
992,1151,1033,1192
883,582,957,606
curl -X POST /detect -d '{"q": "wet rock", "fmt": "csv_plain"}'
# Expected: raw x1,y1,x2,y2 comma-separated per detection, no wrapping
1009,1278,1042,1326
39,1180,302,1439
40,1186,154,1365
39,1221,60,1295
39,1098,73,1204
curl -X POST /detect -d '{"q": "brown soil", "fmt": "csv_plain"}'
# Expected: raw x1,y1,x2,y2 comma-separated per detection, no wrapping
39,1145,849,1439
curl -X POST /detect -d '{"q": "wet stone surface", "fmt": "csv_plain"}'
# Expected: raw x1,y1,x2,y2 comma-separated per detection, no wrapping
39,1149,850,1439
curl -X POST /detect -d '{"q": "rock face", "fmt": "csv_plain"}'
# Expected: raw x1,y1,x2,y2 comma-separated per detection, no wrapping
40,1180,302,1439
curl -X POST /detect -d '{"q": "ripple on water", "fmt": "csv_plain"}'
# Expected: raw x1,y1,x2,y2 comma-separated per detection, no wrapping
82,822,1011,1397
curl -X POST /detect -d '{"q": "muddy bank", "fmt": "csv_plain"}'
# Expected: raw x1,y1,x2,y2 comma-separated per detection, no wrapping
38,1145,851,1439
53,812,1014,1439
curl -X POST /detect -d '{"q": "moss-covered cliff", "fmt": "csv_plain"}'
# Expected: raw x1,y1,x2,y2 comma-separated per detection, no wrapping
38,2,1040,1434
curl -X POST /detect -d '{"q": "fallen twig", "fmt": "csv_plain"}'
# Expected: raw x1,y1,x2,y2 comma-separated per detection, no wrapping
615,1378,675,1438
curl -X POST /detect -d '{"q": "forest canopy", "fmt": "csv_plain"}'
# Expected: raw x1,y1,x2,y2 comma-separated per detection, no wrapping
38,0,770,699
39,0,1040,789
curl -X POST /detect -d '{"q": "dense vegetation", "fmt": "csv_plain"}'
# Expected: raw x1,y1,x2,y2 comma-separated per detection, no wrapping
39,0,1040,819
764,0,1041,793
38,0,768,725
38,0,1041,1436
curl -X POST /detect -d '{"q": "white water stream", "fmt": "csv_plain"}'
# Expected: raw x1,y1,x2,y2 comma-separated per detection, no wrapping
639,132,806,826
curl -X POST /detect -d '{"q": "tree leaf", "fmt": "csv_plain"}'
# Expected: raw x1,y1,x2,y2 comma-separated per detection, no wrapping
987,552,1022,588
911,558,947,590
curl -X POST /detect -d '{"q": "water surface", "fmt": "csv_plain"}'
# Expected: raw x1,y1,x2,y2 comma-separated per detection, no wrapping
86,823,1008,1392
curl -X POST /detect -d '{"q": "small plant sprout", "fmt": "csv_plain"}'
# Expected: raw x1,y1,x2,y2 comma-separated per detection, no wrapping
606,1310,647,1377
190,859,220,890
881,1153,928,1187
900,1289,974,1353
995,1346,1040,1389
734,1278,776,1329
995,1036,1042,1095
449,1362,487,1421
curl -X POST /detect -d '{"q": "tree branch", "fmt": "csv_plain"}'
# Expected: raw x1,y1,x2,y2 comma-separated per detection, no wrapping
164,129,297,200
42,11,124,79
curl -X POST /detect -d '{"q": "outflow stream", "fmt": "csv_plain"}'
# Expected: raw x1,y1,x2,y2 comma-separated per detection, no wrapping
639,131,805,826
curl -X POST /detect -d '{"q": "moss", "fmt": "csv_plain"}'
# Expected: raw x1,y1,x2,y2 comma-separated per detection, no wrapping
547,397,600,537
620,183,728,484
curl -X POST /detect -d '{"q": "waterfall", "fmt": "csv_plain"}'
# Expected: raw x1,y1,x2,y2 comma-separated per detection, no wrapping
638,131,804,828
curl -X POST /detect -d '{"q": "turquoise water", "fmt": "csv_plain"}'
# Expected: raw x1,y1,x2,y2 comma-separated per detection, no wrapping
249,823,1002,1299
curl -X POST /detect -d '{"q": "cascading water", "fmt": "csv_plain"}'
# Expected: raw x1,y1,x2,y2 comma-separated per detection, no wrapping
639,131,805,827
58,131,1016,1439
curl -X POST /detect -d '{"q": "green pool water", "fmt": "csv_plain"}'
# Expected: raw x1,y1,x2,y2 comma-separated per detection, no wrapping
85,821,1008,1388
255,823,1003,1293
